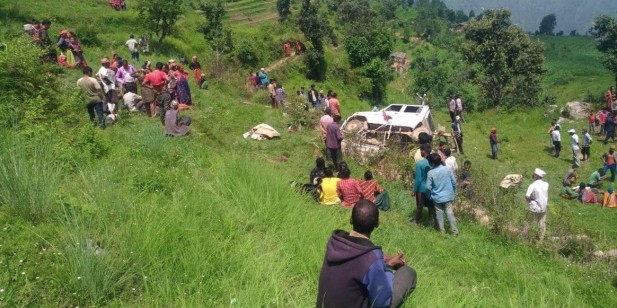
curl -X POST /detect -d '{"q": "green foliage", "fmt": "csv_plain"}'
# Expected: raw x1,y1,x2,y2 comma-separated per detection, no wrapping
304,49,327,81
199,1,225,42
462,9,545,108
590,14,617,86
234,38,260,67
284,95,319,128
362,58,392,103
344,27,394,68
0,37,59,129
137,0,184,44
539,13,557,35
298,0,330,52
0,136,61,224
276,0,292,22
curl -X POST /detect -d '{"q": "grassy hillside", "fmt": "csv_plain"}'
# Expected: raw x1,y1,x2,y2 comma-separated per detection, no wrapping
541,35,614,103
442,0,617,34
1,1,617,307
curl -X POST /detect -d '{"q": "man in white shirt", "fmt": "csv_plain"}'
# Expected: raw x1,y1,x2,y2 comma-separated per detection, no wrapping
96,57,117,114
125,34,139,63
444,148,458,173
523,168,549,241
123,90,142,112
551,125,562,157
568,129,580,167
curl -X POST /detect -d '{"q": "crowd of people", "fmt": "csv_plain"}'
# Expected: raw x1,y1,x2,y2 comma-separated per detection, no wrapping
70,32,200,136
552,87,617,208
247,69,336,111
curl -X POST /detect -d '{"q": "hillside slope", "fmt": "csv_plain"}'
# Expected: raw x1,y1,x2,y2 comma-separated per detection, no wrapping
0,1,616,307
443,0,617,34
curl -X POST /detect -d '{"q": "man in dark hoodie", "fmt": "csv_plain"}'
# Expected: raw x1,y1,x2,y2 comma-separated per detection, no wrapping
317,200,417,308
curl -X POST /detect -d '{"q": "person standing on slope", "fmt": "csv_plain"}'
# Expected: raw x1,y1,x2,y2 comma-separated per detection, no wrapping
522,168,549,242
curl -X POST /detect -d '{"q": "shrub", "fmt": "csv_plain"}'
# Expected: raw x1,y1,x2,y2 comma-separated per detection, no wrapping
0,136,62,224
284,95,320,129
234,38,260,67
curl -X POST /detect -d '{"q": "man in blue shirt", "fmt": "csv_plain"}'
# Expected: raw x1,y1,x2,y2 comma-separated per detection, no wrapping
426,153,459,236
411,144,437,228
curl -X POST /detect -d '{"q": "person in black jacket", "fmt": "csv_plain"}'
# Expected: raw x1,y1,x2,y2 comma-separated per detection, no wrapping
317,200,417,308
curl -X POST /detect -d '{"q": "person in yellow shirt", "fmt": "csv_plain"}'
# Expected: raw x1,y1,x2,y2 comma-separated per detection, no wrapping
320,168,341,205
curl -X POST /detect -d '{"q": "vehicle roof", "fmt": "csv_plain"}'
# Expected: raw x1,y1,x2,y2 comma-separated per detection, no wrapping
343,104,432,129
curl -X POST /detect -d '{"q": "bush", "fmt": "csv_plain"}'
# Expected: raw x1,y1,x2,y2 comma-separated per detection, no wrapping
304,49,327,81
234,38,260,67
0,136,62,224
284,95,320,129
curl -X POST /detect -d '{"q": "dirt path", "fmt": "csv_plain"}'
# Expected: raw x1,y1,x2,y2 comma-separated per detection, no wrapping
265,53,301,72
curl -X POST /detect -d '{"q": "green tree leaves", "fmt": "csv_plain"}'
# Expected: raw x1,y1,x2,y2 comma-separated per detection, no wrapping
137,0,184,44
539,13,557,35
590,15,617,86
462,9,545,108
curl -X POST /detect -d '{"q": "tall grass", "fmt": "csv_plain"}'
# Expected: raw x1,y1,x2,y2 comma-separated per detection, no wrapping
0,136,61,224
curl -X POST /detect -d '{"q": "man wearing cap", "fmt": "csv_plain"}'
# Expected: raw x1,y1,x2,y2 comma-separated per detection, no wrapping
523,168,549,241
568,129,580,167
452,116,464,155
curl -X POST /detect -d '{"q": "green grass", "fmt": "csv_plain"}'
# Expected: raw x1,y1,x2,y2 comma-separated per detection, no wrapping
1,1,617,307
540,35,614,103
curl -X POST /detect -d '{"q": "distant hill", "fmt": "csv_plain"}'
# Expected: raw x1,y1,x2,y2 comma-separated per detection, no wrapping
442,0,617,34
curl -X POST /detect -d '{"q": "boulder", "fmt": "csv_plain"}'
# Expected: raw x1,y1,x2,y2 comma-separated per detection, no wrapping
561,101,591,120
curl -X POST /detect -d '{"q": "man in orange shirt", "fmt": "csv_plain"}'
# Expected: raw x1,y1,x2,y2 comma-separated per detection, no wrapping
142,62,170,125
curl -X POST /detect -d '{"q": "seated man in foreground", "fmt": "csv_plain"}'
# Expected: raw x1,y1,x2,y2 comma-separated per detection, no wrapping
317,199,417,308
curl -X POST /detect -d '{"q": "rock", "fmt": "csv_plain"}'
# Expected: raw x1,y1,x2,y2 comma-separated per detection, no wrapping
561,101,591,120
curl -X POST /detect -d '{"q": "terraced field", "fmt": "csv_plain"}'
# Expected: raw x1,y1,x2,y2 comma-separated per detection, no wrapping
224,0,278,27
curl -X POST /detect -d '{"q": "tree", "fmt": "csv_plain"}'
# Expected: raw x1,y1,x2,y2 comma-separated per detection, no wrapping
455,10,469,23
469,10,475,19
462,9,545,108
363,58,392,103
590,15,617,87
556,30,564,36
138,0,184,44
569,29,577,36
276,0,291,22
538,13,556,35
200,1,234,72
298,0,332,80
344,26,394,68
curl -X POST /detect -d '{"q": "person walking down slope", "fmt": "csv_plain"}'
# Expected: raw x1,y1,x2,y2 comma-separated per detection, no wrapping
316,199,417,308
125,34,139,63
604,112,616,144
568,129,580,168
522,168,549,242
77,66,105,128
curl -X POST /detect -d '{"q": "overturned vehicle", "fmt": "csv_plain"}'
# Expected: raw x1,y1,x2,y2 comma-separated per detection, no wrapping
341,104,436,158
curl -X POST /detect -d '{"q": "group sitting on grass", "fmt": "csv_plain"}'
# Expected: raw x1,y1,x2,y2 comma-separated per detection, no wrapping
306,158,391,211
